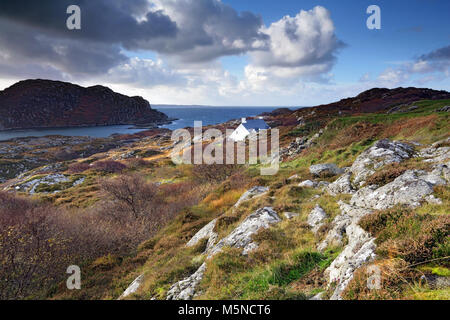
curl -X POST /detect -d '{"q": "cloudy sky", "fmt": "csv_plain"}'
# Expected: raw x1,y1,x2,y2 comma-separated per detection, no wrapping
0,0,449,106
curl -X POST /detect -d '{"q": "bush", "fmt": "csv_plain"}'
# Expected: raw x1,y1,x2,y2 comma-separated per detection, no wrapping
99,174,159,220
92,160,127,174
364,163,408,186
68,162,91,173
192,164,242,183
360,207,449,264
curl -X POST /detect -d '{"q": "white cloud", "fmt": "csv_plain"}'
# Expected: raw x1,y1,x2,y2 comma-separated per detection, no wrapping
247,6,343,82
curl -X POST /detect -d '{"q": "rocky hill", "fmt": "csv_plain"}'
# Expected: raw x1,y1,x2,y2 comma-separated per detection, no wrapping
0,79,169,130
313,87,450,115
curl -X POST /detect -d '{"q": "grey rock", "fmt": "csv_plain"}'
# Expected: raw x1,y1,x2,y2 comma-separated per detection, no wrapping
437,106,450,112
186,219,218,254
327,172,355,195
351,170,442,210
317,181,331,188
119,274,145,300
167,207,281,300
310,292,325,300
166,263,207,300
420,274,450,289
327,226,376,300
310,164,344,177
209,207,281,257
284,212,300,220
350,139,414,186
308,205,328,233
322,201,376,300
317,213,351,252
298,180,318,188
419,138,450,163
234,186,269,208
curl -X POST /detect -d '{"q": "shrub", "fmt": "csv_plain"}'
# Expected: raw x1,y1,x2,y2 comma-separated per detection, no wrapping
364,163,408,186
68,162,91,173
99,174,159,220
192,164,242,184
92,160,127,174
360,207,449,264
342,260,420,300
126,158,152,170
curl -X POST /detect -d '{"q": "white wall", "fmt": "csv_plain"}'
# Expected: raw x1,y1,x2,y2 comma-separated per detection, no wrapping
229,124,250,142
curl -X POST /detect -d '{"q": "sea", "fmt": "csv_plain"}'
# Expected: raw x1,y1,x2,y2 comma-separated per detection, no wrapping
0,106,294,141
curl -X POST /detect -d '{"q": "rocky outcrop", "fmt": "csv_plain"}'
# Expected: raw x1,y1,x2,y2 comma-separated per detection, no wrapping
280,130,324,158
326,172,355,195
0,79,169,130
119,274,145,300
12,173,84,194
310,164,344,177
307,205,327,233
234,186,269,208
418,138,450,163
324,162,448,299
167,207,281,300
350,139,415,186
326,225,376,300
209,207,281,257
351,170,445,210
186,219,218,254
298,180,318,188
166,263,207,301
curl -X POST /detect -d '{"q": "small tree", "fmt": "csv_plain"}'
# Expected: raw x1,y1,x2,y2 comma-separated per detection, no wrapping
99,174,158,219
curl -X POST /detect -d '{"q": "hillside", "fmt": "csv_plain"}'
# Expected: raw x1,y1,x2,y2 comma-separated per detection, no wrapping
0,88,448,301
0,79,170,130
307,87,450,115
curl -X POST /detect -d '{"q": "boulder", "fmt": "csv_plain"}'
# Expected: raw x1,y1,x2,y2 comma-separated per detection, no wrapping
310,164,344,177
166,263,207,300
186,219,218,254
284,212,300,220
326,226,376,300
351,170,443,210
209,207,281,257
234,186,269,208
317,213,351,252
307,205,328,233
321,201,376,300
326,172,355,195
350,139,414,186
119,274,144,300
298,180,318,188
418,138,450,163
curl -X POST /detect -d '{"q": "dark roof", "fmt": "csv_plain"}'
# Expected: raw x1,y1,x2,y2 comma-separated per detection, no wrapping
242,119,270,131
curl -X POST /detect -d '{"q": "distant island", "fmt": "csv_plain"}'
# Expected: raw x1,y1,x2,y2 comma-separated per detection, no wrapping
0,79,170,130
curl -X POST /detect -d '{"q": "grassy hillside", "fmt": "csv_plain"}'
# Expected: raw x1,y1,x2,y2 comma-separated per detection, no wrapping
0,98,448,300
48,99,448,300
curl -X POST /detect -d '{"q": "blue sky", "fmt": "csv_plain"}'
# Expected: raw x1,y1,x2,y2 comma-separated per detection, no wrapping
0,0,449,106
222,0,450,85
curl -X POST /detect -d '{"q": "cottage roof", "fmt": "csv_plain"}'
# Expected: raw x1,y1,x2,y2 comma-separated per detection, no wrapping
242,119,270,131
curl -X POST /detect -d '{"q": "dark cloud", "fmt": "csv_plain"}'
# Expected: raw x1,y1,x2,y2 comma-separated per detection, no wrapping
138,0,269,63
419,45,450,61
0,0,270,80
0,0,177,45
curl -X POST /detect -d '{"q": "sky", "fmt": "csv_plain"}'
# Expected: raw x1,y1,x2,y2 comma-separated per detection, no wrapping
0,0,449,106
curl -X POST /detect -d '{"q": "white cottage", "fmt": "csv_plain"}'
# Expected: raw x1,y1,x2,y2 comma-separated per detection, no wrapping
229,118,270,142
